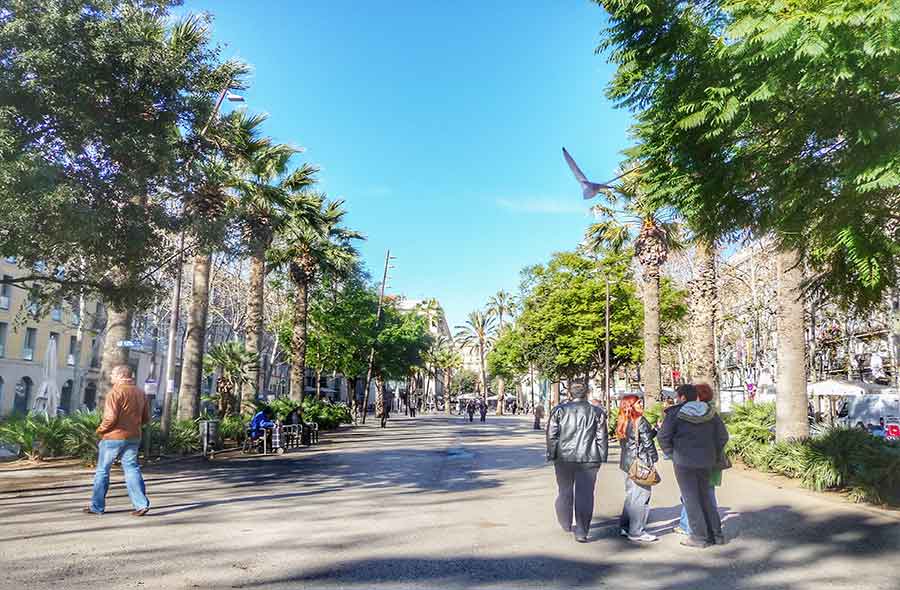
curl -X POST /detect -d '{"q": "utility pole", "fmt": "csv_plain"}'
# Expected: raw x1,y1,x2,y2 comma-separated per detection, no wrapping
160,80,242,438
361,249,393,423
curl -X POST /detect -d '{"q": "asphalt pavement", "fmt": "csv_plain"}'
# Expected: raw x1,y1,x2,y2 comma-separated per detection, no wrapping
0,414,897,590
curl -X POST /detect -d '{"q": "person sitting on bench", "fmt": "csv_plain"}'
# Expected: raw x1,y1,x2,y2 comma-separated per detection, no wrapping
249,408,275,449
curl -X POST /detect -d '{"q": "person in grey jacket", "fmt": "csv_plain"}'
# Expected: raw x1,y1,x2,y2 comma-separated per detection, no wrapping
546,383,609,543
658,383,729,548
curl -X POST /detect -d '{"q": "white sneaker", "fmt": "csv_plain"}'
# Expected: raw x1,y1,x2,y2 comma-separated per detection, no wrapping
619,529,628,537
628,533,659,543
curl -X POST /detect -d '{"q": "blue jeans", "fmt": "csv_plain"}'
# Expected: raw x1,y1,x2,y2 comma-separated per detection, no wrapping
679,487,718,534
90,439,150,513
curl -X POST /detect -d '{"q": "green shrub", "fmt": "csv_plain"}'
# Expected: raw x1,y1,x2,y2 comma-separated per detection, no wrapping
219,414,246,441
166,420,200,455
252,396,352,430
63,410,102,463
0,413,73,460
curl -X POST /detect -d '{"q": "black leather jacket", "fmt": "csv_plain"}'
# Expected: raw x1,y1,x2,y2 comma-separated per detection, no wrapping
546,400,609,464
618,417,659,473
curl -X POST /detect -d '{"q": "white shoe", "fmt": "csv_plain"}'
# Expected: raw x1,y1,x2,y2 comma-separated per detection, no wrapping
628,533,659,543
619,529,628,537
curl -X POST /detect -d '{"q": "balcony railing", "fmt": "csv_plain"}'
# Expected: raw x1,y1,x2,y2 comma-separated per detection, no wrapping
67,353,75,366
23,347,34,361
0,295,8,310
0,343,5,358
51,308,62,321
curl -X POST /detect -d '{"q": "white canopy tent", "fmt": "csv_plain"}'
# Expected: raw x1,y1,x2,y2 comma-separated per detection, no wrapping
31,338,60,416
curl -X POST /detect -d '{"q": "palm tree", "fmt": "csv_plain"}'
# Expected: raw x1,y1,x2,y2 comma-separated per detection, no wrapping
416,299,445,409
455,310,496,403
776,248,809,441
229,117,318,407
202,341,258,417
176,113,268,421
691,240,718,399
584,165,679,401
270,197,363,402
486,290,516,414
432,338,462,415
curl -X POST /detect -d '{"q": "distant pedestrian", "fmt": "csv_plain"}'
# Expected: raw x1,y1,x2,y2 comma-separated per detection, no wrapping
466,400,476,422
511,400,518,415
617,395,660,543
546,382,608,543
479,399,488,422
84,365,151,517
658,383,729,548
533,404,545,430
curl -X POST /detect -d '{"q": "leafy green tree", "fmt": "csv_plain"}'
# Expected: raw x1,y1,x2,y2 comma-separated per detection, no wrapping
486,326,528,406
372,302,433,419
0,1,235,308
593,0,900,437
517,249,686,390
451,368,479,397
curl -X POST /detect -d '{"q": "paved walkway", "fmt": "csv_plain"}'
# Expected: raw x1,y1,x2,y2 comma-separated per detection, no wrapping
0,415,897,589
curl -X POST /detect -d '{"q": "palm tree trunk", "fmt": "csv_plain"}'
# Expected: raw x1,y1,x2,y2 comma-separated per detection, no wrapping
478,342,488,404
289,273,309,402
177,251,212,421
375,374,385,419
642,265,662,400
243,244,265,409
98,305,132,408
692,241,718,402
551,381,560,407
776,248,809,442
315,369,322,400
444,369,453,415
496,377,505,415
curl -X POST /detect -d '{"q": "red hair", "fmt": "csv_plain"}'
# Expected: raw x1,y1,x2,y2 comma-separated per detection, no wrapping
695,383,714,403
616,395,643,441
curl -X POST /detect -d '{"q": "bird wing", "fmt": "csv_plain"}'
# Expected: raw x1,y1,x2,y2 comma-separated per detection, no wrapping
562,147,589,185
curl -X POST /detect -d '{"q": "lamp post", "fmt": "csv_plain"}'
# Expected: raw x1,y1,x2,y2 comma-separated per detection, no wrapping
360,249,394,424
161,81,244,438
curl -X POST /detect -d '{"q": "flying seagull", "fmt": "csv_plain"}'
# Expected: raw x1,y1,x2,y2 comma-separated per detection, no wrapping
562,147,613,199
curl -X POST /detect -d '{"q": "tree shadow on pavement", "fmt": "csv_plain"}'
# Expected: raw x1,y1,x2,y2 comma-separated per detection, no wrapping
234,505,900,590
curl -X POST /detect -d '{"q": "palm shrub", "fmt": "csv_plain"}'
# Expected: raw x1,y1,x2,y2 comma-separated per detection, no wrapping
166,420,201,455
63,410,102,463
219,414,246,442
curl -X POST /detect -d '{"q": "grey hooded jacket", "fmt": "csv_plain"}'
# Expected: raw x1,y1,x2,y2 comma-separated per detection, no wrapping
657,401,729,469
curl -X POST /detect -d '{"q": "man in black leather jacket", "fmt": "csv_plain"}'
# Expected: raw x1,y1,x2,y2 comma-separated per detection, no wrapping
546,383,609,542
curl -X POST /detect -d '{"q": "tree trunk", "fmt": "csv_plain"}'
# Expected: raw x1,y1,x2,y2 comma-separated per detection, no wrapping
375,374,385,418
315,369,322,400
243,244,265,409
642,264,662,400
776,248,809,442
496,377,505,415
692,241,718,403
98,305,132,408
289,270,309,402
177,252,212,421
478,342,488,402
551,381,560,407
444,369,453,415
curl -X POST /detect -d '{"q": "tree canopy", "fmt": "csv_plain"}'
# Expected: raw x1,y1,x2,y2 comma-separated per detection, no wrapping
596,0,900,307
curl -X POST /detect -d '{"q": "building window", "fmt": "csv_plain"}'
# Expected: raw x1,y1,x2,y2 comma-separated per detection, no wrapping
83,381,97,411
23,327,36,361
26,297,39,318
306,372,316,388
68,335,77,366
51,304,62,322
90,337,99,368
0,276,11,310
0,322,7,358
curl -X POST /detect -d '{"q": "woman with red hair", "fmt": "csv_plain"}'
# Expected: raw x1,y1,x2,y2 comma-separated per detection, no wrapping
616,395,659,543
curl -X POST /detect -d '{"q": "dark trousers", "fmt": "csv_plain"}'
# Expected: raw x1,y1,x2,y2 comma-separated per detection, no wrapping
554,462,600,537
480,413,486,422
674,465,722,543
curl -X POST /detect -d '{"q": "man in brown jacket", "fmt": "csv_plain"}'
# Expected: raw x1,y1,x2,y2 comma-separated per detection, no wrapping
84,364,151,516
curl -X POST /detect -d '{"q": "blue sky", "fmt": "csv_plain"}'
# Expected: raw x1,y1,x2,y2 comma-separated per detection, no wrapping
180,0,632,328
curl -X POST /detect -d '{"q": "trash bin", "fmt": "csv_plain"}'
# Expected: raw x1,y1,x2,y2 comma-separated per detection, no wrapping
199,420,220,457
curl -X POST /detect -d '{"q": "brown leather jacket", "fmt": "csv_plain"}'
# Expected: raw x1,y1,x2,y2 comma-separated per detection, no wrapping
96,383,149,440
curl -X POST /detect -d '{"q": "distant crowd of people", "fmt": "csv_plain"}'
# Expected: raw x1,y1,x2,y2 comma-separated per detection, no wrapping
545,382,729,547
